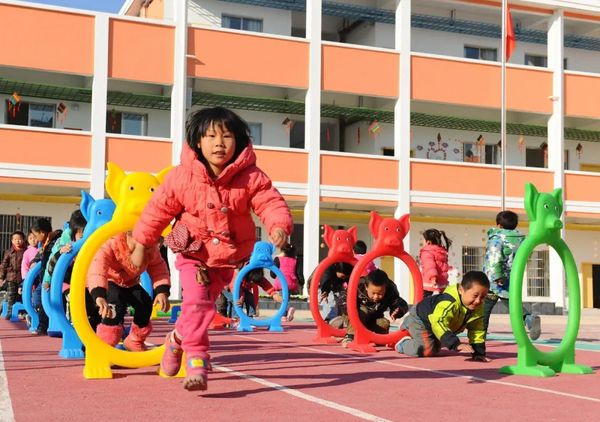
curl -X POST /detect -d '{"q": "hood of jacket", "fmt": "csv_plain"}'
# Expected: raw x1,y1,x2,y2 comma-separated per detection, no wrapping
420,243,448,262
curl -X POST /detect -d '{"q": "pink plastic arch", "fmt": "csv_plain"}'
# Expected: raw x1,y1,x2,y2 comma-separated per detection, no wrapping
346,212,423,353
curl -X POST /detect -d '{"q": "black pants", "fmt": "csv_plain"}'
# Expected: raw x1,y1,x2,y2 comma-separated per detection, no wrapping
63,288,101,331
102,283,152,328
483,294,531,334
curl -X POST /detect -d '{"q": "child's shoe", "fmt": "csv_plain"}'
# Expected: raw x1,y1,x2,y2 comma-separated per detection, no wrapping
96,323,123,347
183,356,209,391
528,314,541,341
286,307,295,322
161,330,183,377
123,322,152,352
394,335,412,353
341,334,354,348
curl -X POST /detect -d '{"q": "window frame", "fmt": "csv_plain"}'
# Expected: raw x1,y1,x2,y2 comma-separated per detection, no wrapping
464,45,498,62
222,14,263,33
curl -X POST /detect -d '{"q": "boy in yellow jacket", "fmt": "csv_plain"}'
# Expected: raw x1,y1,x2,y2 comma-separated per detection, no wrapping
395,271,490,362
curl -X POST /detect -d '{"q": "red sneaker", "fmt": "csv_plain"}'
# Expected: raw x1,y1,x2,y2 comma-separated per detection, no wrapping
160,331,183,377
183,356,209,391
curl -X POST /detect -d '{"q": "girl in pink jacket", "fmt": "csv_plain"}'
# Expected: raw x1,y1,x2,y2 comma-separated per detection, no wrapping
87,231,170,351
419,229,452,297
131,107,293,391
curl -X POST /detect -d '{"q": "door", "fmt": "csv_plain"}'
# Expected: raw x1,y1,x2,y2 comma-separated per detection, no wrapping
593,265,600,308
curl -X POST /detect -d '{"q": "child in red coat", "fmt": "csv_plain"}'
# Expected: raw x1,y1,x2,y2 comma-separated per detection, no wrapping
419,229,452,297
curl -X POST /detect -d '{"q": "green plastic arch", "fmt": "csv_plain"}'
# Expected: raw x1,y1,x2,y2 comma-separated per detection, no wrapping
499,183,593,377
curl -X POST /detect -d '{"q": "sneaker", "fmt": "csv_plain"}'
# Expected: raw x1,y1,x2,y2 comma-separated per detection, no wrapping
183,356,209,391
24,314,31,328
160,331,183,377
528,314,541,341
394,335,412,353
286,307,295,322
341,335,354,348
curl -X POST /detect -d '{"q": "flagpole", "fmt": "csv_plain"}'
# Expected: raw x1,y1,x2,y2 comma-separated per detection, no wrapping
501,0,507,211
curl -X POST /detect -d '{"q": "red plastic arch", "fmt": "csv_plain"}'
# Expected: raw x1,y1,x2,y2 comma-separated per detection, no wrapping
309,225,357,344
346,212,423,353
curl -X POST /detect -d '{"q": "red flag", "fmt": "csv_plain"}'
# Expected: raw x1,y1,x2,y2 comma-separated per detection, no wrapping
505,4,516,61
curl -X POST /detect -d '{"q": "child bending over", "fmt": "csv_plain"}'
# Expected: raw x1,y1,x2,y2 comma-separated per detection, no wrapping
87,231,170,351
341,269,408,347
395,271,490,362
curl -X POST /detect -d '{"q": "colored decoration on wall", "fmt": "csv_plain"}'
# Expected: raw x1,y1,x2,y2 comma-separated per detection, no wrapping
57,102,68,125
426,132,448,160
518,135,526,154
281,117,295,134
368,120,381,140
576,143,583,159
109,108,119,131
7,92,21,118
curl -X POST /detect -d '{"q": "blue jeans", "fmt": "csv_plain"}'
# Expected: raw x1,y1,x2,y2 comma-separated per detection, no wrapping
32,283,49,332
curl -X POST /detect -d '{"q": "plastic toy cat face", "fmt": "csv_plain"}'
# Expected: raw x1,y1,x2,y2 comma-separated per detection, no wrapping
104,162,171,220
323,225,357,259
80,191,116,238
369,211,410,252
525,183,563,235
249,241,275,267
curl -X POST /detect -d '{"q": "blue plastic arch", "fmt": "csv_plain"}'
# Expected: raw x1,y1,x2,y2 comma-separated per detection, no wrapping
140,272,154,299
48,193,116,359
21,262,42,333
232,241,289,332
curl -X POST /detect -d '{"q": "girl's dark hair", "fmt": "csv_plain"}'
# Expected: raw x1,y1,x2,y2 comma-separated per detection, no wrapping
281,243,296,258
32,218,52,234
353,240,367,255
423,229,452,251
10,230,25,241
461,271,490,290
185,107,251,167
247,268,264,283
69,210,87,242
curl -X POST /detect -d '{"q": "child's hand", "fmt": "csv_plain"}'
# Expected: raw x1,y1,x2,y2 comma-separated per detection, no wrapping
153,292,170,313
43,282,50,291
95,297,110,318
272,292,283,303
390,308,403,321
319,292,328,303
60,244,72,254
470,355,491,362
457,343,474,354
496,278,506,287
269,227,287,249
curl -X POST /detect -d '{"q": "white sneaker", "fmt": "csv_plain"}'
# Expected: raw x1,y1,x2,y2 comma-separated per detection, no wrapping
394,335,412,353
286,307,295,322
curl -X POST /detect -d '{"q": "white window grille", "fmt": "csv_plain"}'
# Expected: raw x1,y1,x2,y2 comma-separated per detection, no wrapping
462,246,485,274
526,249,549,297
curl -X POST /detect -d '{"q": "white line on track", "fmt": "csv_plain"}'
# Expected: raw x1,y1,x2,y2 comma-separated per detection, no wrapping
231,333,600,404
213,364,392,422
0,340,16,421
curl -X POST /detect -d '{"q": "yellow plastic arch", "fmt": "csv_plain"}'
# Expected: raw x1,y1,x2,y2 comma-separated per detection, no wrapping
70,163,172,379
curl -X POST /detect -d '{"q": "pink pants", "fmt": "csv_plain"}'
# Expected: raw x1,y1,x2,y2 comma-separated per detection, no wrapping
174,254,234,358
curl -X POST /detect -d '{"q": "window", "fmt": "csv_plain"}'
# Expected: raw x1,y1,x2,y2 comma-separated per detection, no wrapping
462,246,485,274
248,122,262,145
5,101,55,128
382,148,395,157
527,249,549,297
463,143,498,164
0,214,51,253
465,46,497,61
526,148,568,169
525,54,547,68
525,54,568,69
222,15,263,32
106,111,147,136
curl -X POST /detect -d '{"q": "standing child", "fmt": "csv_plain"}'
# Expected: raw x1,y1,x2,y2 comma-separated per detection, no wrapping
341,269,408,347
419,229,452,297
21,230,39,280
30,218,62,335
483,210,541,340
87,231,170,350
131,107,293,391
270,243,299,321
395,271,490,361
0,231,26,319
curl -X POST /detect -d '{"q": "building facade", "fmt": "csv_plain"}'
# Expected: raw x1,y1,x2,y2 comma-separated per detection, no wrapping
1,0,600,311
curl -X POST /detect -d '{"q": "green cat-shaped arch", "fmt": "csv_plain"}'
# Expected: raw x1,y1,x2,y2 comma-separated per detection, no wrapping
499,183,593,377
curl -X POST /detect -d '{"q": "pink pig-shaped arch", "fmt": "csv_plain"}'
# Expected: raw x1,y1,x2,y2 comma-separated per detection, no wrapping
369,211,410,253
323,225,357,260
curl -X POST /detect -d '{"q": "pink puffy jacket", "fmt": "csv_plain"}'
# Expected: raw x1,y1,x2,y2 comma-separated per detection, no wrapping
133,143,293,268
419,244,450,293
87,233,170,292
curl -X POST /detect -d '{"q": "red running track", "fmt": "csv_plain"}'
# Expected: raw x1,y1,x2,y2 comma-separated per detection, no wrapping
1,319,600,421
